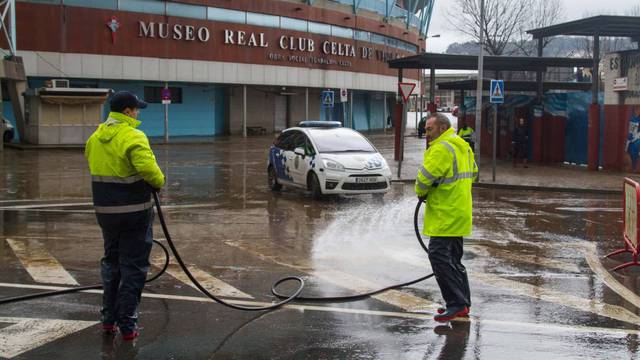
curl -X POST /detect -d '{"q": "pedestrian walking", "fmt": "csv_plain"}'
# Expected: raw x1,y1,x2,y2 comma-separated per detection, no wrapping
512,118,529,168
85,91,165,340
415,113,477,322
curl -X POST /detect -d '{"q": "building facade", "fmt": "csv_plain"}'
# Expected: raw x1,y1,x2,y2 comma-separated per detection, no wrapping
9,0,430,139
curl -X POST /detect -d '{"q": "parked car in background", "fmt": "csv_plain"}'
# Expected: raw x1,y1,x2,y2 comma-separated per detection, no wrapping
2,117,14,143
268,121,391,200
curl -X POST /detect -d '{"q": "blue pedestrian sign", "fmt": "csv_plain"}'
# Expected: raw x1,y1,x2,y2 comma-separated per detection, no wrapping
490,79,504,104
322,90,334,108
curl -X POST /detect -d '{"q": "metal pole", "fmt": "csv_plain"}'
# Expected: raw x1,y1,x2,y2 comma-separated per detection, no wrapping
9,0,16,54
398,100,406,179
350,90,353,128
475,0,485,174
492,104,497,182
305,88,309,121
164,82,169,143
242,85,247,138
383,92,387,134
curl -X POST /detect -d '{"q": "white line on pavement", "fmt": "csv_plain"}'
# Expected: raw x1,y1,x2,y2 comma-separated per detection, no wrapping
151,256,254,299
6,239,79,286
0,282,637,337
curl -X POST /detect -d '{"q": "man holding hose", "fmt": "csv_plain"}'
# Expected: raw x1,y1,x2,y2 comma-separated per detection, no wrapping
415,113,477,322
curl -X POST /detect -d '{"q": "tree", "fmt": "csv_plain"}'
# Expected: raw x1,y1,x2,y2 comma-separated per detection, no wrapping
513,0,564,56
447,0,564,56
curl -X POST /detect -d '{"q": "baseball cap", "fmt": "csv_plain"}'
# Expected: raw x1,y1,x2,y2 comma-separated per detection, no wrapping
109,91,148,112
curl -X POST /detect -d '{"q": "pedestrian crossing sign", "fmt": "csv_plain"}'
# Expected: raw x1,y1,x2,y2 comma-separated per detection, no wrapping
322,90,334,107
490,79,504,104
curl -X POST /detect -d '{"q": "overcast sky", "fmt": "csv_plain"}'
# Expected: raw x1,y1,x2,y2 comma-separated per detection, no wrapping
426,0,640,53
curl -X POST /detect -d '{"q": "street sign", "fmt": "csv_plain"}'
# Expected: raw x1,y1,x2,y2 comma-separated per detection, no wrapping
398,82,416,102
614,77,629,92
322,90,334,107
161,87,171,104
340,88,348,102
490,79,504,104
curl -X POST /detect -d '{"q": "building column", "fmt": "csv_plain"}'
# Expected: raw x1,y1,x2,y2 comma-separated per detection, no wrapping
242,85,247,138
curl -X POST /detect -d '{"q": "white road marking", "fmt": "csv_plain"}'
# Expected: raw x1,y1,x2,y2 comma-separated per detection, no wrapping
6,239,79,285
584,249,640,310
0,282,637,337
0,202,92,209
472,272,640,326
151,256,254,299
224,240,439,312
0,316,97,358
466,244,581,273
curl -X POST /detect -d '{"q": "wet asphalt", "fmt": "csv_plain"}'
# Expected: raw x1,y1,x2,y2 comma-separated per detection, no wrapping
0,135,638,359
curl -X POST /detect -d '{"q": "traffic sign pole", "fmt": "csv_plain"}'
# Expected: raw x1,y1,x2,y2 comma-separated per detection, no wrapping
163,82,169,143
489,79,504,182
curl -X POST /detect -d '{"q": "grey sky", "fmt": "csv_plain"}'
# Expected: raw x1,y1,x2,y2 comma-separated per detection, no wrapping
426,0,639,53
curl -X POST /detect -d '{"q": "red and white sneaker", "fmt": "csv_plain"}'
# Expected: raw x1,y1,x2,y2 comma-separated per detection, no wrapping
434,306,469,322
122,330,139,341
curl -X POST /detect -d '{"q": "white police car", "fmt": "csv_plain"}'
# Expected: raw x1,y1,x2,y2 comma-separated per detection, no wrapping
268,121,392,199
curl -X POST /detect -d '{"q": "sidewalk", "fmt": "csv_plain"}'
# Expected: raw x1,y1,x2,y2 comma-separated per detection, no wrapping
370,133,633,194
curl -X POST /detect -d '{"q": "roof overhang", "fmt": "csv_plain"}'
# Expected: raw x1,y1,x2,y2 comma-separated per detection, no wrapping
527,15,640,39
388,52,592,71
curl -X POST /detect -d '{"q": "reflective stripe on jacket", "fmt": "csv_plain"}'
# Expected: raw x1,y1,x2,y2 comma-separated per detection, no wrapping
414,127,477,236
85,112,165,214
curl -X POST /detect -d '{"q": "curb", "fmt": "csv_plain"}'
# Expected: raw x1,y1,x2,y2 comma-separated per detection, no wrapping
391,178,620,195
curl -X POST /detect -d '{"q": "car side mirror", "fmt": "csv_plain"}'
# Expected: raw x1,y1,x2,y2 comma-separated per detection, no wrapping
294,147,305,158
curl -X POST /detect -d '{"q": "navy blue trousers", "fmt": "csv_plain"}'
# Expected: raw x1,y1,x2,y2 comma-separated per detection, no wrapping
97,209,154,334
428,236,471,308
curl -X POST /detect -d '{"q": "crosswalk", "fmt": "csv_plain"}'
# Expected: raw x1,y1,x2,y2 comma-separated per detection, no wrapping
2,235,640,331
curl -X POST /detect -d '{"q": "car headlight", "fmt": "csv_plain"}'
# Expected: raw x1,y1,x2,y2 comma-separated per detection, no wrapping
365,156,385,170
322,159,345,172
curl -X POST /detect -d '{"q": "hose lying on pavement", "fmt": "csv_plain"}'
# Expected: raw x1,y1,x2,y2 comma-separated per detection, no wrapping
0,195,433,310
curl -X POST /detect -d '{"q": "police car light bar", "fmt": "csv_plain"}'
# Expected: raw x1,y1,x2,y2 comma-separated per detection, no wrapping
298,121,342,128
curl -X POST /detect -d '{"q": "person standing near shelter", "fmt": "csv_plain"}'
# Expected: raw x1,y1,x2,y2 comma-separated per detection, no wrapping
415,113,477,322
457,121,475,152
85,91,165,340
512,118,529,168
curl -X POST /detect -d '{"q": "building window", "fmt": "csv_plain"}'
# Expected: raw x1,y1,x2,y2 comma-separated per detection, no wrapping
331,25,353,39
354,30,371,42
62,0,117,9
246,12,280,27
166,2,206,20
207,7,246,24
280,17,307,32
120,0,164,15
144,87,183,104
308,21,331,36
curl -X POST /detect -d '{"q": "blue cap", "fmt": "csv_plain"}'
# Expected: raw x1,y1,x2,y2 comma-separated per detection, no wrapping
109,91,148,112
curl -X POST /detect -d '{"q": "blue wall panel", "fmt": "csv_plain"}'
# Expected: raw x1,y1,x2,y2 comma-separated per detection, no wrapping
565,92,590,165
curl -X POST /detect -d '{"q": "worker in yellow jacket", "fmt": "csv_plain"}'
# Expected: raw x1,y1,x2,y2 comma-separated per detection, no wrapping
85,91,165,340
415,113,477,322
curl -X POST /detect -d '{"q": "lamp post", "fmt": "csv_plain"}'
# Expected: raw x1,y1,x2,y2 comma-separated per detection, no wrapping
474,0,485,178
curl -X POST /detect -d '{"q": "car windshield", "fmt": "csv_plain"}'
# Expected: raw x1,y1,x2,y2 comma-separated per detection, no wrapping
308,129,376,153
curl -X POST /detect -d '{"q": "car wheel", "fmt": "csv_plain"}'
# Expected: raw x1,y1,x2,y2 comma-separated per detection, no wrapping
308,172,323,200
3,131,12,143
373,193,384,201
268,166,281,191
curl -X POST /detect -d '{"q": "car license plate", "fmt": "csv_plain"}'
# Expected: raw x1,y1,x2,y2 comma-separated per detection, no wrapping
355,177,378,183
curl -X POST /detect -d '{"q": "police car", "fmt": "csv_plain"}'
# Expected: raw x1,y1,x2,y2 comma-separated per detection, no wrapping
268,121,392,199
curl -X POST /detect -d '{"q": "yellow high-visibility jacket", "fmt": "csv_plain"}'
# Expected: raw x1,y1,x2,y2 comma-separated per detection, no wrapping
85,112,164,214
458,126,474,140
414,127,477,236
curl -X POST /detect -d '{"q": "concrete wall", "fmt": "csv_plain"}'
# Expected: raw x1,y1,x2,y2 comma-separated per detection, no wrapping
19,51,418,94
